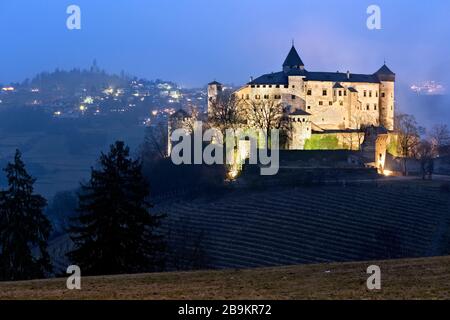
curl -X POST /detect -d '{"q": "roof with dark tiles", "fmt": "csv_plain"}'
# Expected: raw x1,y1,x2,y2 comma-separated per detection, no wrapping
283,46,305,68
248,45,394,86
249,71,381,85
289,109,311,116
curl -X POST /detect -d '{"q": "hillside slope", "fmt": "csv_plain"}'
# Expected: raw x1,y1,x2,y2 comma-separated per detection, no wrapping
47,179,450,273
159,180,450,269
1,256,449,300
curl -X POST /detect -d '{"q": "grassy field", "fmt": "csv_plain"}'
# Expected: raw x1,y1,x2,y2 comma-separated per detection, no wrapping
1,256,449,300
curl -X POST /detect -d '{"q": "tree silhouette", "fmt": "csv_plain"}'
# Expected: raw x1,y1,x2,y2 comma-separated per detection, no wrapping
68,141,165,276
395,113,424,176
245,98,288,148
0,150,52,281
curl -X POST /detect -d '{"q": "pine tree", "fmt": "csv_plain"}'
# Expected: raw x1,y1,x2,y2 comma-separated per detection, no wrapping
0,150,52,281
68,141,165,276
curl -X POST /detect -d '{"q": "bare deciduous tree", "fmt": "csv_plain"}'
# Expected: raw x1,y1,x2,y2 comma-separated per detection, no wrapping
245,98,288,148
428,124,450,157
208,90,243,137
142,122,168,160
395,113,424,176
343,114,369,150
415,139,435,180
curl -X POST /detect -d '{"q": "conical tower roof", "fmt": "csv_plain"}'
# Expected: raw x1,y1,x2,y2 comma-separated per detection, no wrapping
283,45,304,70
374,64,395,81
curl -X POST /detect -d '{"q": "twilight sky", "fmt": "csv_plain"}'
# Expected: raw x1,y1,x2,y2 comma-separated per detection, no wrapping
1,0,449,89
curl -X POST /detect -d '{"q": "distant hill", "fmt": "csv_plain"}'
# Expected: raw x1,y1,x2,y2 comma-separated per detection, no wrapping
24,68,128,95
1,255,449,300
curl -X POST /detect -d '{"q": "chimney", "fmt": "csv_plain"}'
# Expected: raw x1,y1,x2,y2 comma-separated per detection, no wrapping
347,71,350,79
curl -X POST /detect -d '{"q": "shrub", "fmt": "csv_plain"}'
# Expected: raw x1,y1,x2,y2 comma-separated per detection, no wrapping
304,134,340,150
387,134,400,156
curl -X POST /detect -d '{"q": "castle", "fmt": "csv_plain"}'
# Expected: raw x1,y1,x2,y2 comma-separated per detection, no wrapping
207,45,395,150
168,44,396,172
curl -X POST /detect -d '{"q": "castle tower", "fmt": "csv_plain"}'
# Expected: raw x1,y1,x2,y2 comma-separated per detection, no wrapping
283,45,305,73
375,64,395,130
288,110,312,150
207,80,223,115
361,126,389,173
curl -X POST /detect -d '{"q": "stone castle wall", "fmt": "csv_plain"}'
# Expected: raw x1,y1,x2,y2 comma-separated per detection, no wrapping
235,78,389,131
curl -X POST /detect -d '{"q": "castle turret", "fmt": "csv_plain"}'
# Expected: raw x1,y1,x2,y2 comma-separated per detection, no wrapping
375,64,395,130
283,45,305,73
207,80,223,115
288,109,312,150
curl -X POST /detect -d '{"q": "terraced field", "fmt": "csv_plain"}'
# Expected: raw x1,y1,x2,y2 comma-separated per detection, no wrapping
160,180,450,269
47,179,450,273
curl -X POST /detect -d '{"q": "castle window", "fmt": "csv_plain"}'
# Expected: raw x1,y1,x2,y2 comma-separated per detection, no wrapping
344,90,347,96
257,85,260,88
329,101,333,106
374,104,378,110
292,85,295,88
307,90,312,95
366,104,370,110
292,95,296,100
255,95,261,100
339,90,342,96
263,85,266,88
364,91,367,97
264,95,269,99
269,85,272,88
307,106,311,110
340,101,344,106
381,92,386,98
284,85,289,88
276,85,280,88
369,91,372,97
274,95,281,99
303,118,305,122
246,94,250,100
251,85,255,88
319,101,323,106
322,90,327,96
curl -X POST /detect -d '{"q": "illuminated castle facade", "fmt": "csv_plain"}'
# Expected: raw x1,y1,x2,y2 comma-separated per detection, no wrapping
208,45,395,150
